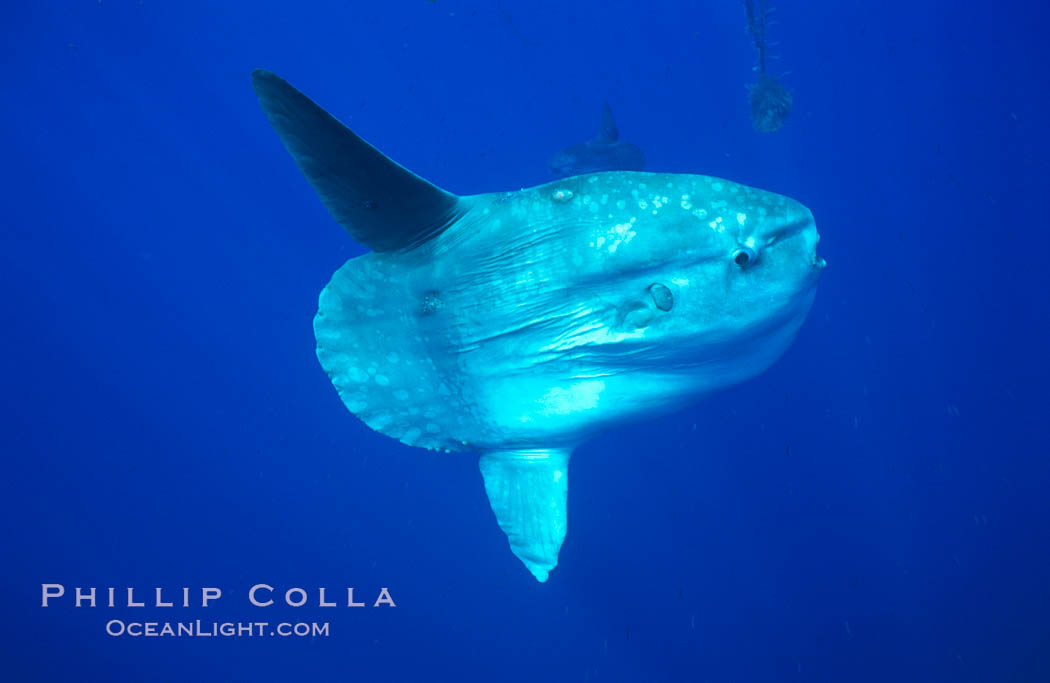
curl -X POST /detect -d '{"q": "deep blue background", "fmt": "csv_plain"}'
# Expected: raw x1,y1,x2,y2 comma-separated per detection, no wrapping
3,1,1048,681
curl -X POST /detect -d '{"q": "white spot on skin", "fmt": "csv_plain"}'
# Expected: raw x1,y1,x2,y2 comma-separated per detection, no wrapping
375,374,390,387
348,367,369,383
602,218,637,253
370,413,392,430
539,380,605,416
736,212,747,226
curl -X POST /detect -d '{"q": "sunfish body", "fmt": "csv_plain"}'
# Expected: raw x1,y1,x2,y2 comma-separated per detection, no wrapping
548,101,646,179
252,70,825,582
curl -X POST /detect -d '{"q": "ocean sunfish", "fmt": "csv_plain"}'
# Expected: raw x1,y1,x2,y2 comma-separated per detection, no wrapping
251,70,825,582
548,101,646,179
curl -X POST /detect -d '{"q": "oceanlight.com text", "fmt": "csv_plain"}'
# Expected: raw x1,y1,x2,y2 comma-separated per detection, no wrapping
105,620,330,638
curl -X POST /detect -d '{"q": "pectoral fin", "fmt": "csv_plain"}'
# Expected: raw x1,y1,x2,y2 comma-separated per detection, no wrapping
479,449,571,582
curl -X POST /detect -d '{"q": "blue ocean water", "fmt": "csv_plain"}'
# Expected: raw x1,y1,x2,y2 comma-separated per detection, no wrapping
3,1,1048,681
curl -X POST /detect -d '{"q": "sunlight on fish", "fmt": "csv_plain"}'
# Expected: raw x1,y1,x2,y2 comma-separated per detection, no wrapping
252,70,825,582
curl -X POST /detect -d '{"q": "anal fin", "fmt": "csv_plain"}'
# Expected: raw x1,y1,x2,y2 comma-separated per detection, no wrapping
479,449,571,582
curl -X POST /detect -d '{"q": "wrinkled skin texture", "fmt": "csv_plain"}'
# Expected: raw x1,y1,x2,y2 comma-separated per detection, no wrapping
316,171,823,454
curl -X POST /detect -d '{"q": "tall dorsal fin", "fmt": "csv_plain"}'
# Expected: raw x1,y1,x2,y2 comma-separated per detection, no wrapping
251,70,464,252
595,101,619,143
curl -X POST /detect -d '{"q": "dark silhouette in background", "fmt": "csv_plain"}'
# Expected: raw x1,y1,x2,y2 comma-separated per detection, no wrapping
745,0,792,132
548,101,645,179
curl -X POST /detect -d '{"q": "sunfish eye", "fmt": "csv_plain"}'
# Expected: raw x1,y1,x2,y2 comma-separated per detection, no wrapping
648,283,674,311
732,246,757,267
